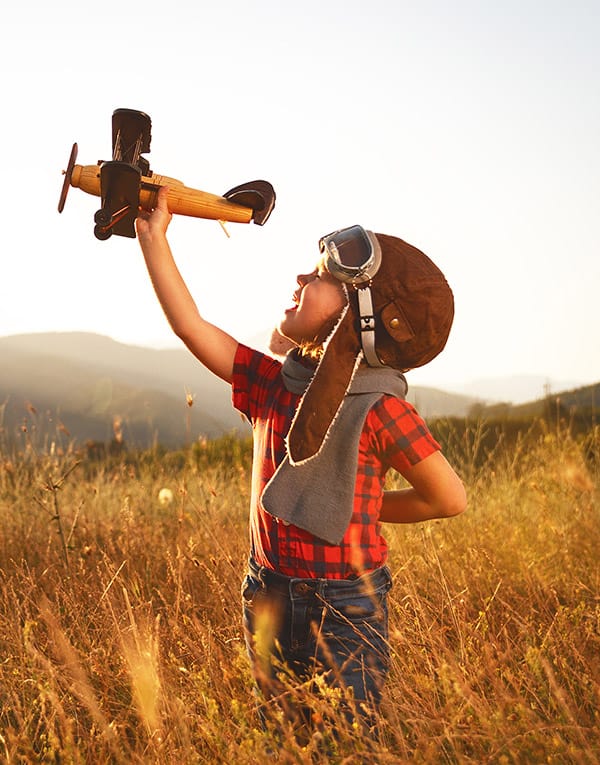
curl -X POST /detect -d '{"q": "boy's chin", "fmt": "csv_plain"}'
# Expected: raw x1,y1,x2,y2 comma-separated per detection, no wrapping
269,328,297,356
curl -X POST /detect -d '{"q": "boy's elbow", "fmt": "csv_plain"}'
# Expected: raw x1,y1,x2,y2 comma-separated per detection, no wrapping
172,323,199,352
442,482,467,517
443,499,467,518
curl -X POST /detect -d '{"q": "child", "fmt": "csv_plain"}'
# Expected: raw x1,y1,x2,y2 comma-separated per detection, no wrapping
136,188,466,736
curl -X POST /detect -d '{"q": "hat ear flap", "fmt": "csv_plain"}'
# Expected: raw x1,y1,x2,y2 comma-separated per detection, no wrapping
287,305,362,464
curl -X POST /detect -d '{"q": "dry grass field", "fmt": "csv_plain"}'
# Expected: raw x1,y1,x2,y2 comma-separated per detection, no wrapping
0,421,598,764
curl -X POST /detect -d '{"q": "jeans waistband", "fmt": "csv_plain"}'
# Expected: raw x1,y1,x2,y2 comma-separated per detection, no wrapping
248,557,391,599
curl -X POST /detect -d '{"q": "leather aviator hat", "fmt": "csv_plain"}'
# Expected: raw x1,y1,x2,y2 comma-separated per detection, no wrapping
285,227,455,464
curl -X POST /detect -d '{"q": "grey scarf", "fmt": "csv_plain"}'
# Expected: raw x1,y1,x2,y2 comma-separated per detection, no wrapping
260,352,407,544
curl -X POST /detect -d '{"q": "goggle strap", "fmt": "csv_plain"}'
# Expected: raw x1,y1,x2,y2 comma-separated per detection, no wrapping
357,287,385,367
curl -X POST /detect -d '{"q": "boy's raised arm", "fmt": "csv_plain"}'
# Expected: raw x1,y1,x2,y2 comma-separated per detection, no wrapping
136,187,238,383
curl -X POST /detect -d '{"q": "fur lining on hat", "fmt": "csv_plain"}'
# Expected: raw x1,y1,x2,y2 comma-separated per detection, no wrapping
287,302,363,464
268,328,296,357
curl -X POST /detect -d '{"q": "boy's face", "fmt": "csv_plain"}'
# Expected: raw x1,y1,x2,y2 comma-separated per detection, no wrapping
278,261,346,347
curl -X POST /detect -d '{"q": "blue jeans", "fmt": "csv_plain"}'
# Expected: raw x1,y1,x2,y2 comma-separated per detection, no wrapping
242,558,392,732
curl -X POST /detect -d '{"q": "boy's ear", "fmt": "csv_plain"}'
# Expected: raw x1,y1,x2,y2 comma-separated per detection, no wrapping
287,306,361,464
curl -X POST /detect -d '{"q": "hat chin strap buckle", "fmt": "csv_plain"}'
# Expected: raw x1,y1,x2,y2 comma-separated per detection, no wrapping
357,286,385,367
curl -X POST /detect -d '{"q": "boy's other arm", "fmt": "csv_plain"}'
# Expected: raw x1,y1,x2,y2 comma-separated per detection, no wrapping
380,451,467,524
136,187,238,384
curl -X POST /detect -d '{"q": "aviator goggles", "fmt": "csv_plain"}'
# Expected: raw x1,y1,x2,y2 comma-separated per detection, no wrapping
319,225,382,286
319,225,385,367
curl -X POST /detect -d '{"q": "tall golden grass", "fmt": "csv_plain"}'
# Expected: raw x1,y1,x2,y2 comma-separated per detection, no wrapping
0,421,598,763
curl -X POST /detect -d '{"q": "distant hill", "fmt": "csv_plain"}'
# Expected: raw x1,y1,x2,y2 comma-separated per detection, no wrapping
0,332,246,449
404,385,480,419
448,375,585,406
5,332,590,450
474,381,600,421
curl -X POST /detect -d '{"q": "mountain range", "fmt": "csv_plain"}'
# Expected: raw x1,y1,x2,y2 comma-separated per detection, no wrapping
0,332,244,449
0,332,594,450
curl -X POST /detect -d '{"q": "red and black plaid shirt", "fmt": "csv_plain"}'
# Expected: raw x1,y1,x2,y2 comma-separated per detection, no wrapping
232,344,440,579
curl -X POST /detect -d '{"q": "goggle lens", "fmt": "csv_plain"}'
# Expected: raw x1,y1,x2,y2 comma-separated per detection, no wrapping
319,225,381,285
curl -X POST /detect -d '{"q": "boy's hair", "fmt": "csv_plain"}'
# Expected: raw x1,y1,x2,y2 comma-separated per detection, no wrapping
286,232,454,464
298,315,340,361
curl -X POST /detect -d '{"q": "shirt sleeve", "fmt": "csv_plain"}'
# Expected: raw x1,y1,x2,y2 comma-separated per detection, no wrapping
367,395,441,473
231,343,282,422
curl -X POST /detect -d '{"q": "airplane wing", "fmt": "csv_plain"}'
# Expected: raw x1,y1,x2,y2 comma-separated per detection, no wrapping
111,108,151,172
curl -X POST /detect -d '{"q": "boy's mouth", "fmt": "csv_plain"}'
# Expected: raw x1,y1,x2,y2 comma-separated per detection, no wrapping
286,289,301,312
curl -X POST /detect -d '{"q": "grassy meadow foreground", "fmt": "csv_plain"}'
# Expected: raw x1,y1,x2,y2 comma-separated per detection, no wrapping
0,421,599,764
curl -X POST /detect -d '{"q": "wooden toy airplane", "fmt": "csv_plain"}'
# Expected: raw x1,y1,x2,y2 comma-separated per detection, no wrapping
58,108,276,240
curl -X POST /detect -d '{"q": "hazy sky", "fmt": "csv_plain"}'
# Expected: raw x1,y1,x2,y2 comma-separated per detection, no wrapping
1,0,598,393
